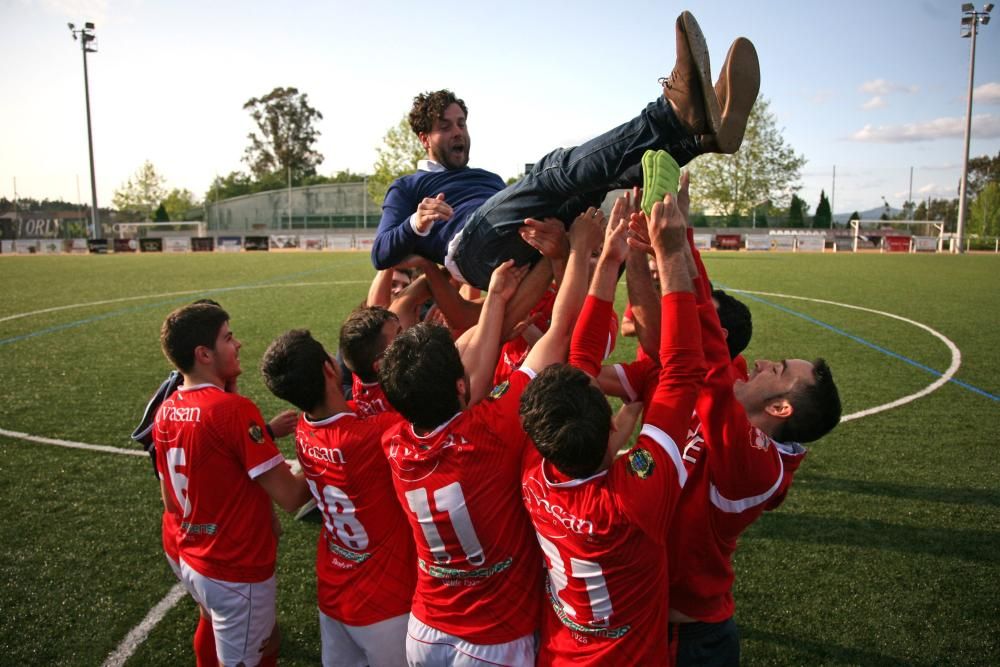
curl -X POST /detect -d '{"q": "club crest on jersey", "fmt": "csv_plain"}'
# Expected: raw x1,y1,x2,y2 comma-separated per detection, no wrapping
488,381,510,401
248,423,265,444
628,448,655,479
752,429,771,451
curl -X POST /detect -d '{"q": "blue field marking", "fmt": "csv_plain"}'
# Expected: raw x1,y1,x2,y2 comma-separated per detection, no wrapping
731,290,1000,403
0,265,337,348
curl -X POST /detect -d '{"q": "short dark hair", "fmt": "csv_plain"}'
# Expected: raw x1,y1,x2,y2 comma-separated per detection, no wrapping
519,364,612,478
408,90,468,136
260,329,330,413
340,307,398,383
775,358,841,444
159,303,229,373
712,289,752,360
379,323,463,431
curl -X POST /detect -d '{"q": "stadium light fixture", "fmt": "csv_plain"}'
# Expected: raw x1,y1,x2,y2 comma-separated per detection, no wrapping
956,3,992,253
68,21,100,239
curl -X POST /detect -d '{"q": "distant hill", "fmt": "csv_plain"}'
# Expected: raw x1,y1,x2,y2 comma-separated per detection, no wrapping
832,206,903,224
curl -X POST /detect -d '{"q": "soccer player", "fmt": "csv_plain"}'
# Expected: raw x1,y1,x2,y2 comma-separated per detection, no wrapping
618,174,842,665
518,191,704,664
338,306,402,417
155,302,311,667
372,11,760,290
260,329,416,667
375,209,601,665
662,214,840,667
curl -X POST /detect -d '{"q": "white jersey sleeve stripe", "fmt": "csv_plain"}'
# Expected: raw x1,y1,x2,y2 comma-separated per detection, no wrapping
639,424,687,488
248,453,286,480
709,453,785,513
614,364,639,403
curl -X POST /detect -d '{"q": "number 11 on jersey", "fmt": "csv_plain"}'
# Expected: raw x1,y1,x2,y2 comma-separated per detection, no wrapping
405,482,486,566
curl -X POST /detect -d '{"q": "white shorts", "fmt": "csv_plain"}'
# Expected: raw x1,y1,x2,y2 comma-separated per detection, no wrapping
320,610,409,667
405,615,535,667
179,559,276,667
165,553,182,581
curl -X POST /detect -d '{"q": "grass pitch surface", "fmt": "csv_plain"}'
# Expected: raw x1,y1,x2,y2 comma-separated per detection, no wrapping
0,251,997,665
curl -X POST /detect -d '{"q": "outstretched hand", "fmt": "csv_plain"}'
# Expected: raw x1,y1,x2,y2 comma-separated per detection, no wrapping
488,259,530,303
520,217,569,260
415,193,453,233
569,207,606,254
647,193,687,256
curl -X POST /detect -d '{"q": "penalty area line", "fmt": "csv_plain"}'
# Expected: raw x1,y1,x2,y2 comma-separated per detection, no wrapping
0,428,146,456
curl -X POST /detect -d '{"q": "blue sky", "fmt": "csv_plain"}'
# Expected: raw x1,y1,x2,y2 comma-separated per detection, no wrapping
3,0,999,216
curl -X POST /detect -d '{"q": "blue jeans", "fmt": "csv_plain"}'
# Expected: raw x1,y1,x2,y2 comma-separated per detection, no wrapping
452,96,698,289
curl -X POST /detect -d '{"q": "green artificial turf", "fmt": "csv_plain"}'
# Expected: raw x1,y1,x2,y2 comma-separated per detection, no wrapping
0,251,997,665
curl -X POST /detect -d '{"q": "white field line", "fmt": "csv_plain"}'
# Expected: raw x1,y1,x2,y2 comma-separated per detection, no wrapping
101,583,187,667
0,428,146,456
737,290,962,422
0,280,368,324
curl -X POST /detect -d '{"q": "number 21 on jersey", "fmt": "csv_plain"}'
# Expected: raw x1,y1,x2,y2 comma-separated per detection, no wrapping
536,532,613,627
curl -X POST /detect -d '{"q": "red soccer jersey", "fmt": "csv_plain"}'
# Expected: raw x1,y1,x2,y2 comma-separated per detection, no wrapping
295,410,417,625
526,294,703,665
494,286,618,386
381,369,543,644
351,376,393,417
155,384,285,582
666,235,808,621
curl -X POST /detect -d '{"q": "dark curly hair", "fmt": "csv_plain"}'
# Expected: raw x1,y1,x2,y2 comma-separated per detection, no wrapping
408,90,468,136
519,364,612,478
260,329,331,414
379,323,464,431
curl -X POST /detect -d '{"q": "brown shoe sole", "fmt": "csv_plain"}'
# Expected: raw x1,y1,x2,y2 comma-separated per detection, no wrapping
714,37,761,153
679,11,722,136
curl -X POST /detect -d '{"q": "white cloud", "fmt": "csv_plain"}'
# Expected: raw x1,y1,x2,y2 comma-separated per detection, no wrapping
849,114,1000,142
859,79,919,95
974,82,1000,105
862,96,887,110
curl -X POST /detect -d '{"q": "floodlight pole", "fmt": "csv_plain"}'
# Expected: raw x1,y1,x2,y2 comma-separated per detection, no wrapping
956,4,992,254
69,22,100,239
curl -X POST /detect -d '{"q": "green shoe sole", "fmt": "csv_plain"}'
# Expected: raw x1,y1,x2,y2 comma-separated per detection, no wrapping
641,149,681,217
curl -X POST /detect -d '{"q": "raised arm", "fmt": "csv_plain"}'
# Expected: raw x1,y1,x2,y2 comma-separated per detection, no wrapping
568,202,629,377
522,207,604,373
456,260,529,405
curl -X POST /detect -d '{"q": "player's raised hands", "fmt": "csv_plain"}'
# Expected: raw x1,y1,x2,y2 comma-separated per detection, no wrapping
569,206,605,254
600,210,630,265
488,258,530,303
415,192,453,233
647,192,688,256
520,217,569,260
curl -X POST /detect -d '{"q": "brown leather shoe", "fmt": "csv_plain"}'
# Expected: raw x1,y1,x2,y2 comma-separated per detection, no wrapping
700,37,760,154
660,11,721,136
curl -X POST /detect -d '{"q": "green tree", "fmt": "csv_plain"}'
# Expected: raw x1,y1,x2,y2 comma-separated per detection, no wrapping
814,189,832,228
967,151,1000,198
243,87,324,181
206,171,254,202
970,182,1000,237
688,97,806,218
112,161,167,220
369,116,425,207
787,194,806,228
153,204,169,221
162,188,198,221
